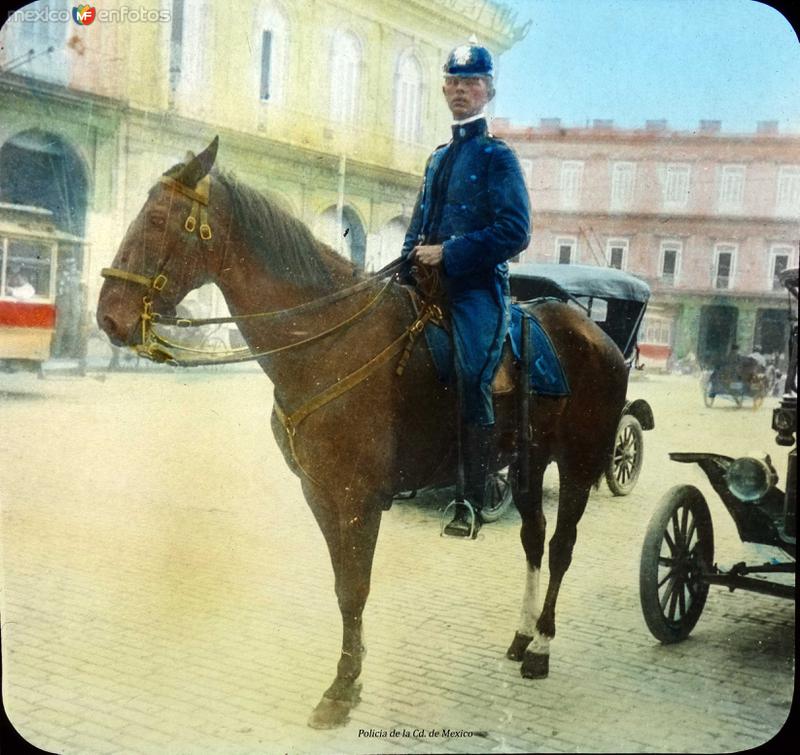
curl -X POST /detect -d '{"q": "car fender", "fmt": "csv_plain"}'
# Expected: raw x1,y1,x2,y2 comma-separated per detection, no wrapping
623,398,654,431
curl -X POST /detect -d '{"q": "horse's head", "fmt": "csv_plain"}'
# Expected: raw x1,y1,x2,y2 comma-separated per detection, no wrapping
97,136,226,347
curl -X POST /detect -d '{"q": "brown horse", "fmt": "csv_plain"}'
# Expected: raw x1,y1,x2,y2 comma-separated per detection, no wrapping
97,137,629,729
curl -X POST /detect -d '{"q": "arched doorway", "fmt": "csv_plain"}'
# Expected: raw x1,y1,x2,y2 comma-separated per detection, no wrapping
0,130,89,358
371,216,409,272
316,205,366,268
698,303,738,368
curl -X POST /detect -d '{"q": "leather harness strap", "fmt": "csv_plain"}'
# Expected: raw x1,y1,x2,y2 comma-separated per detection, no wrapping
272,299,443,483
149,276,396,365
99,268,158,289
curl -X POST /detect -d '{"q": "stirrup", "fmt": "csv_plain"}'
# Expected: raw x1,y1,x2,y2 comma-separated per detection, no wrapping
440,499,479,539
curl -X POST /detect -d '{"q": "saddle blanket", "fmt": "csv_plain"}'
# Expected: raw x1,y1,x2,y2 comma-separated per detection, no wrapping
424,303,570,397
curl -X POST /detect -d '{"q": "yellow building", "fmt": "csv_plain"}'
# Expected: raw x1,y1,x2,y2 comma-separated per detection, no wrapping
0,0,527,358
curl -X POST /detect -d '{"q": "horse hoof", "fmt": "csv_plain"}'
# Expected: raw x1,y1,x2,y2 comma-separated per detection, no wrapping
307,682,362,729
506,632,533,661
520,651,549,679
308,698,352,729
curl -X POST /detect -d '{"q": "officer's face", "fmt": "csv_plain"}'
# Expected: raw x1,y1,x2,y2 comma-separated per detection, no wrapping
442,75,492,120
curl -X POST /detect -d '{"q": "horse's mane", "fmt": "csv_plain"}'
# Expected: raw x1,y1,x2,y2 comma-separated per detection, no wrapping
155,162,356,289
211,169,357,289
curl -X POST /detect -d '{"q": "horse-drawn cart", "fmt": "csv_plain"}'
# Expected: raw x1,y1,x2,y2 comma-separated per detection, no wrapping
700,355,771,409
639,268,797,643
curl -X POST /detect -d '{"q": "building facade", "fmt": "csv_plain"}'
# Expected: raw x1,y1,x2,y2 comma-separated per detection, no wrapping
493,117,800,369
0,0,527,358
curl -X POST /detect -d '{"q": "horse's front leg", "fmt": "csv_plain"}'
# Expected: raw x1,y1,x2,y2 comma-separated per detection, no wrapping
521,471,591,679
302,480,383,729
506,460,547,664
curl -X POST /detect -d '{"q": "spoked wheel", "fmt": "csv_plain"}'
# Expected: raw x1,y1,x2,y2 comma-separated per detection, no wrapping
605,414,644,496
640,485,714,643
479,467,514,522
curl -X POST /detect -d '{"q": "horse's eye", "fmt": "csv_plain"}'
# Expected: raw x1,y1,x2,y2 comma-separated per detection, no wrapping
149,214,166,228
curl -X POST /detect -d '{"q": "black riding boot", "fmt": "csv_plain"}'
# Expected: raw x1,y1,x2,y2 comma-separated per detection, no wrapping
444,424,493,538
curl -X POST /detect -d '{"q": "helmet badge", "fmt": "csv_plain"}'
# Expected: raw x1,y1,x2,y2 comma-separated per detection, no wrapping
452,45,473,66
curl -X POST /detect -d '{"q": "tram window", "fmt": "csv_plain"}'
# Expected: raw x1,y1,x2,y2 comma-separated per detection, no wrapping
4,238,53,299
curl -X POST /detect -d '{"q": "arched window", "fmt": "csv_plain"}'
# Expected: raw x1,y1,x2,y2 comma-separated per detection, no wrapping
329,31,361,124
317,205,366,267
258,3,289,104
370,217,409,271
394,52,423,143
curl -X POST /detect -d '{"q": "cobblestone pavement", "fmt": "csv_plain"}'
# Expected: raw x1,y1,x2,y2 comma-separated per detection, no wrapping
1,368,794,754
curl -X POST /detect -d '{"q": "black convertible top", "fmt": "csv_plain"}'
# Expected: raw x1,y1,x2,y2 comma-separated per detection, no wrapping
510,262,651,304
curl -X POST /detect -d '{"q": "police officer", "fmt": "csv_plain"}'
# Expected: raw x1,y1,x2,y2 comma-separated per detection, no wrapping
401,42,531,537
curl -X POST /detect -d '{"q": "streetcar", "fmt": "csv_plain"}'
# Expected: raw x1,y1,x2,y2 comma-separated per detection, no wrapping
0,203,81,372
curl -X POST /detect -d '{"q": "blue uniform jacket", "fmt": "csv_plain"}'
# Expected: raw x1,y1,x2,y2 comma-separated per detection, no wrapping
400,117,531,425
401,117,531,298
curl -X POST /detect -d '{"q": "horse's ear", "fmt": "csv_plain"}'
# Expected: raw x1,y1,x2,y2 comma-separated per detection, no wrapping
176,136,219,187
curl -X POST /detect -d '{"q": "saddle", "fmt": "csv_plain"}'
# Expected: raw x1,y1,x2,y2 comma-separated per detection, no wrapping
402,283,570,398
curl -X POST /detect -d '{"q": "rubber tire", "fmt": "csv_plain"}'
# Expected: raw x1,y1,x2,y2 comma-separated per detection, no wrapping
640,485,714,644
605,414,644,496
479,467,514,522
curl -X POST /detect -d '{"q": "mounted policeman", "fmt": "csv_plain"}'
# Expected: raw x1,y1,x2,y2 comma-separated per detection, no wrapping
401,40,531,537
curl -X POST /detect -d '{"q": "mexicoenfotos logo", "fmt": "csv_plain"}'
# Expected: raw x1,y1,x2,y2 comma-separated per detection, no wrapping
8,6,171,24
72,5,96,25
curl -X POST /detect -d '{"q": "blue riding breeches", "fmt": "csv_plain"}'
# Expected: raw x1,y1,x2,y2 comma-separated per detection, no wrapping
450,288,510,427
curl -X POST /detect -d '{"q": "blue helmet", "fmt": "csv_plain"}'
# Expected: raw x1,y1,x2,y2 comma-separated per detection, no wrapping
443,43,494,78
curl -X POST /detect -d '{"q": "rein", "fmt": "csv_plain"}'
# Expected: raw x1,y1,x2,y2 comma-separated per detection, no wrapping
101,171,406,365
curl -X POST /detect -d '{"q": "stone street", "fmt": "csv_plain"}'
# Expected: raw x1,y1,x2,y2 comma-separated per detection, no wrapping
1,367,794,754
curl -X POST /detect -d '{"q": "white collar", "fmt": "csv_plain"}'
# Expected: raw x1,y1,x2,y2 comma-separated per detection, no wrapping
452,112,488,126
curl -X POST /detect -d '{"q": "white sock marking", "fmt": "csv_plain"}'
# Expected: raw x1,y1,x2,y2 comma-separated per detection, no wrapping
518,564,541,636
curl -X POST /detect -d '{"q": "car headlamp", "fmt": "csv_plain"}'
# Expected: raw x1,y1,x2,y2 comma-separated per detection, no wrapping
772,408,795,432
726,455,778,502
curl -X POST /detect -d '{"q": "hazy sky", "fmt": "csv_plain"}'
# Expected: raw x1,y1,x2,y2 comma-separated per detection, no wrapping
491,0,800,133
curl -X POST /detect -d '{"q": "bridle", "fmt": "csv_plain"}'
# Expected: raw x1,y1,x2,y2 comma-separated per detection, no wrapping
100,172,407,362
101,173,216,353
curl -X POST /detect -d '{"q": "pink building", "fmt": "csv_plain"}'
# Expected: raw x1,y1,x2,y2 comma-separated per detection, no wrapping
493,118,800,370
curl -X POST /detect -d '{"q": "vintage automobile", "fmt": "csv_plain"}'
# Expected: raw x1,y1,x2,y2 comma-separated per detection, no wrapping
639,267,796,643
396,262,655,522
510,262,654,497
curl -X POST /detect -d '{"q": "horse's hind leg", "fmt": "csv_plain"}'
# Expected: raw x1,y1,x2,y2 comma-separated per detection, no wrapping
520,469,592,679
302,481,383,729
506,459,548,662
